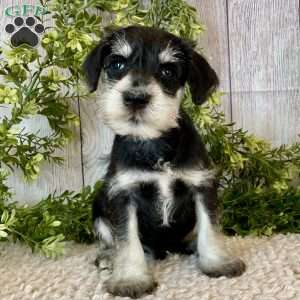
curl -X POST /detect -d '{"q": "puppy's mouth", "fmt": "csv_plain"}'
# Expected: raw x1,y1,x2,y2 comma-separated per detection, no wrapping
128,111,144,124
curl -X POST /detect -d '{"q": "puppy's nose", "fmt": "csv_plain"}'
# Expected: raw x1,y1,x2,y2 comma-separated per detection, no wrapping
123,92,150,109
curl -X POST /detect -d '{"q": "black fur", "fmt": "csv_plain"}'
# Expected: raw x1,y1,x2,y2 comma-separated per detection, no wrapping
83,26,218,103
86,26,219,258
92,111,216,258
83,42,110,91
85,27,247,299
188,51,219,104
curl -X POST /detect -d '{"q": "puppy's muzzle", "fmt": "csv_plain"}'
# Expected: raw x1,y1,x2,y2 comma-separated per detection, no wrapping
123,92,151,110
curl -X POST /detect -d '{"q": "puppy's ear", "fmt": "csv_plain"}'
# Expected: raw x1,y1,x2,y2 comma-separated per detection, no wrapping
83,42,108,92
188,51,219,105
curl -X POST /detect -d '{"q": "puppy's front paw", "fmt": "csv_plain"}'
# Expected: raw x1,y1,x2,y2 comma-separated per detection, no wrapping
200,256,246,278
105,275,157,298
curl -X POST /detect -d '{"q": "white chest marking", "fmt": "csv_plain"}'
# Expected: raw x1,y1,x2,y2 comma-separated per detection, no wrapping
108,166,215,226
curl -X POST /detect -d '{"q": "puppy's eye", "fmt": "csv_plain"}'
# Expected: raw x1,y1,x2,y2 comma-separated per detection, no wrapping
109,60,125,71
105,55,127,75
159,64,177,79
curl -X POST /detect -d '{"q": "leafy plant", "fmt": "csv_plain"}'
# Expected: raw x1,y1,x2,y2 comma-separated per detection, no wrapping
0,0,109,256
0,182,102,257
183,93,300,236
0,0,299,258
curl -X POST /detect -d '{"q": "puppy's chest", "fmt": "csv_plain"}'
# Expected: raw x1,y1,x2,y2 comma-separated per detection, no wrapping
108,164,214,226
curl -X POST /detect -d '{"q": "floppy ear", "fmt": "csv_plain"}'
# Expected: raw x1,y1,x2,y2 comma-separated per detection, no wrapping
187,51,219,105
83,42,108,92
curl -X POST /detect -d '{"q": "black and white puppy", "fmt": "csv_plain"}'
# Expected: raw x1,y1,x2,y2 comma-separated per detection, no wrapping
84,26,246,298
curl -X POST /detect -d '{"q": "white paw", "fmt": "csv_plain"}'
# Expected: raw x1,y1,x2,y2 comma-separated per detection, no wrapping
199,256,246,278
105,274,157,298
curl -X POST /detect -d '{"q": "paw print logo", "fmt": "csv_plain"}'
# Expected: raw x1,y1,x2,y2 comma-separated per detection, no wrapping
5,17,45,47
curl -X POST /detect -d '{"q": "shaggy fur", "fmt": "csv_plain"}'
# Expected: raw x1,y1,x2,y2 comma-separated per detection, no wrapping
83,26,245,298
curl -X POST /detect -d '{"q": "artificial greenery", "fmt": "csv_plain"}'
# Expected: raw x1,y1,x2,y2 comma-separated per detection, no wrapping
0,0,299,257
0,182,102,257
183,93,300,236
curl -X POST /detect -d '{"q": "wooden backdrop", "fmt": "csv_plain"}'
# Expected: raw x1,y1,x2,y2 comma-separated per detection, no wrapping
0,0,299,203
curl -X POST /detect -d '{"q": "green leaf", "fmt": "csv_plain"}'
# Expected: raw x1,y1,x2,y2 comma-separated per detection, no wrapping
0,230,8,238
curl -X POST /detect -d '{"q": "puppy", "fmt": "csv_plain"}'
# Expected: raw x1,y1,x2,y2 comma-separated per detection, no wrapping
83,26,246,298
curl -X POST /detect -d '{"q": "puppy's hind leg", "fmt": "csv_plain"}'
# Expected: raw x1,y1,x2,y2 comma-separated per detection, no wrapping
195,194,246,278
105,204,157,298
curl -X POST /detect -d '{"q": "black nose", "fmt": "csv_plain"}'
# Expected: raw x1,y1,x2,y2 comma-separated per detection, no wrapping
123,92,150,109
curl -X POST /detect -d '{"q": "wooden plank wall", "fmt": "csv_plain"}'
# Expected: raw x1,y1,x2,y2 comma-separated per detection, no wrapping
0,0,299,202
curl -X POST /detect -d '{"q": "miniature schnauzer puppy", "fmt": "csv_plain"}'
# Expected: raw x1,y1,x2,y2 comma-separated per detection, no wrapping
83,26,246,298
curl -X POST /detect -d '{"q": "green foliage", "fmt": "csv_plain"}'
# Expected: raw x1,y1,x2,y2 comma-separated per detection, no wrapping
0,0,106,256
111,0,203,40
0,182,102,257
183,94,300,236
0,0,299,258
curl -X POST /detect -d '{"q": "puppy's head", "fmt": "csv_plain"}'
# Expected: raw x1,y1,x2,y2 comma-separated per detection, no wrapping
83,26,218,139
